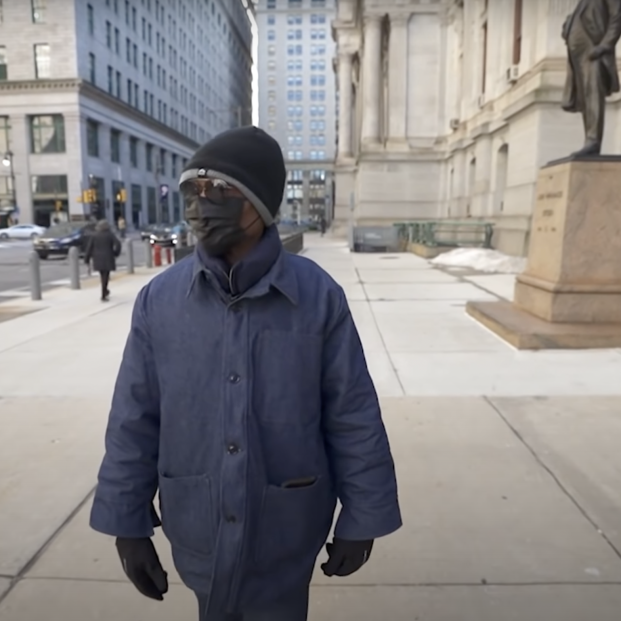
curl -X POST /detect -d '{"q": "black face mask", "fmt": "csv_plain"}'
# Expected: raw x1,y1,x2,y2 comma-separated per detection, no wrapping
185,196,260,257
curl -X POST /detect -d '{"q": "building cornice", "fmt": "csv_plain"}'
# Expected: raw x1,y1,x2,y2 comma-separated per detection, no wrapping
0,79,200,150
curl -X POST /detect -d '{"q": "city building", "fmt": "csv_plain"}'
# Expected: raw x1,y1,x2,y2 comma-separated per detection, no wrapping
0,0,254,228
332,0,621,256
256,0,336,224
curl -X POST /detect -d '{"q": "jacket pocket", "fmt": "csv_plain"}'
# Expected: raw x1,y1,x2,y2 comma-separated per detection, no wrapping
158,473,215,556
253,330,323,425
255,476,334,569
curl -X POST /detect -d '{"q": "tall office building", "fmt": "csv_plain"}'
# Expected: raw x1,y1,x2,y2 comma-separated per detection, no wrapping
0,0,254,228
255,0,335,224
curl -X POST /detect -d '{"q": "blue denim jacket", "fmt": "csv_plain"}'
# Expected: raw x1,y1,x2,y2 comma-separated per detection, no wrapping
90,227,401,612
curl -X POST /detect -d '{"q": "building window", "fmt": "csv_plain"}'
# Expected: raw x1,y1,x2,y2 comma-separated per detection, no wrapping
146,143,153,172
107,65,113,93
130,137,138,167
87,4,94,34
267,0,275,7
29,115,65,153
106,21,112,48
110,129,121,163
133,44,138,68
310,0,325,6
268,105,276,116
268,16,275,25
268,30,275,40
87,52,95,83
268,45,276,56
132,6,137,30
31,0,46,23
127,79,132,105
31,175,68,195
171,154,177,179
0,46,7,81
115,28,120,54
268,60,276,71
116,71,121,97
86,120,99,157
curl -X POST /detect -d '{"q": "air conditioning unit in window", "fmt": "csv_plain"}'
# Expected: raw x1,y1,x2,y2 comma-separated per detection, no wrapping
449,118,460,130
506,65,519,83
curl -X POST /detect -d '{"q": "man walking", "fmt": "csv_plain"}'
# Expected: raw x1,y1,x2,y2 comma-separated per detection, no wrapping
84,219,121,302
90,126,401,620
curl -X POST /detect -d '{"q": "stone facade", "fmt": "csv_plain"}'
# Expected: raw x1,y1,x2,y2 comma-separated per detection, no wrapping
332,0,621,256
0,0,254,227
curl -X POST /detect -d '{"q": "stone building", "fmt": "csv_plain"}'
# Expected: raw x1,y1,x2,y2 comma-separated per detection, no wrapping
332,0,621,256
0,0,254,228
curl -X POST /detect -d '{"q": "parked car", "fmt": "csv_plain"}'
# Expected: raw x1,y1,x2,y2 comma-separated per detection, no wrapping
0,224,47,240
140,224,159,241
32,221,96,259
147,222,189,247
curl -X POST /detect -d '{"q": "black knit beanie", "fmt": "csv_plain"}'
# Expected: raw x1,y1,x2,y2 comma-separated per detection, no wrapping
179,126,286,225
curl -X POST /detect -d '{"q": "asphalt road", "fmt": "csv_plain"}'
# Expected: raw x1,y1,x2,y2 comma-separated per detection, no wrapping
0,237,149,295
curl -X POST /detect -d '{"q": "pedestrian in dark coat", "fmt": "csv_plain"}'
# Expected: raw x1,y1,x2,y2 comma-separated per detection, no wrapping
89,126,402,621
85,219,121,302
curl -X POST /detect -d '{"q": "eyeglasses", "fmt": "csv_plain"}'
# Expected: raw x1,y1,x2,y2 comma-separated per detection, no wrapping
180,178,238,203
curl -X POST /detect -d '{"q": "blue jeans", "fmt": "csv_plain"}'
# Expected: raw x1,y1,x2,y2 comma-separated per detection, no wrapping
197,589,309,621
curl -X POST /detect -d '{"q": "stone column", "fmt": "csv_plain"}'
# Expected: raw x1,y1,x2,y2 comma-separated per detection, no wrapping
387,13,409,148
360,15,382,145
337,52,353,159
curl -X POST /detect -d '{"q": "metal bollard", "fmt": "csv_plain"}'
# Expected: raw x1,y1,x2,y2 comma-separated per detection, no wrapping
126,239,135,274
144,239,153,268
29,251,42,300
68,246,81,290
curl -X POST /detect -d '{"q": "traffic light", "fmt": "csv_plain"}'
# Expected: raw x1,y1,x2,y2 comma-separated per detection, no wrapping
82,188,97,203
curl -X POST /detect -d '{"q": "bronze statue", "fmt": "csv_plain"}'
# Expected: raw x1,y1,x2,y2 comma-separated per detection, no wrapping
561,0,621,156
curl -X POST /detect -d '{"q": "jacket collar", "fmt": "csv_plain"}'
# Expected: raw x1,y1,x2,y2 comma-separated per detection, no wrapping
189,225,298,305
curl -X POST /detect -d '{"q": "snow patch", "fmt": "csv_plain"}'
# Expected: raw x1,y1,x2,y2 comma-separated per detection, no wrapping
430,248,527,274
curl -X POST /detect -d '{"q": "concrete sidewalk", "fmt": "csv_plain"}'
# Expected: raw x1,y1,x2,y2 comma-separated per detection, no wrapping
2,236,621,620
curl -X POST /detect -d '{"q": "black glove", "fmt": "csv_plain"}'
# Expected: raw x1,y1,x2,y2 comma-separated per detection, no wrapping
321,538,374,577
115,537,168,601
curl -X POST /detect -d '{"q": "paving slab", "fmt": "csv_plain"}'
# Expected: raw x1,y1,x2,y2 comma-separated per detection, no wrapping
0,579,196,621
362,282,499,302
308,585,621,621
358,268,459,284
391,350,621,396
364,352,404,397
0,397,109,576
0,581,9,600
372,308,507,353
352,254,430,270
348,301,386,354
27,502,182,584
464,274,516,301
491,396,621,554
312,397,621,586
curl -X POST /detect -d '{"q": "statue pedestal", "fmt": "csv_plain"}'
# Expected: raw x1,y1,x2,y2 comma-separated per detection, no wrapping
467,157,621,349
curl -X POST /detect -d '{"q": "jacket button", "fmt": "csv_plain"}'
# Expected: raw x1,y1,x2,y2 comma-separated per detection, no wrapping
225,515,237,523
228,373,241,384
227,444,239,454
